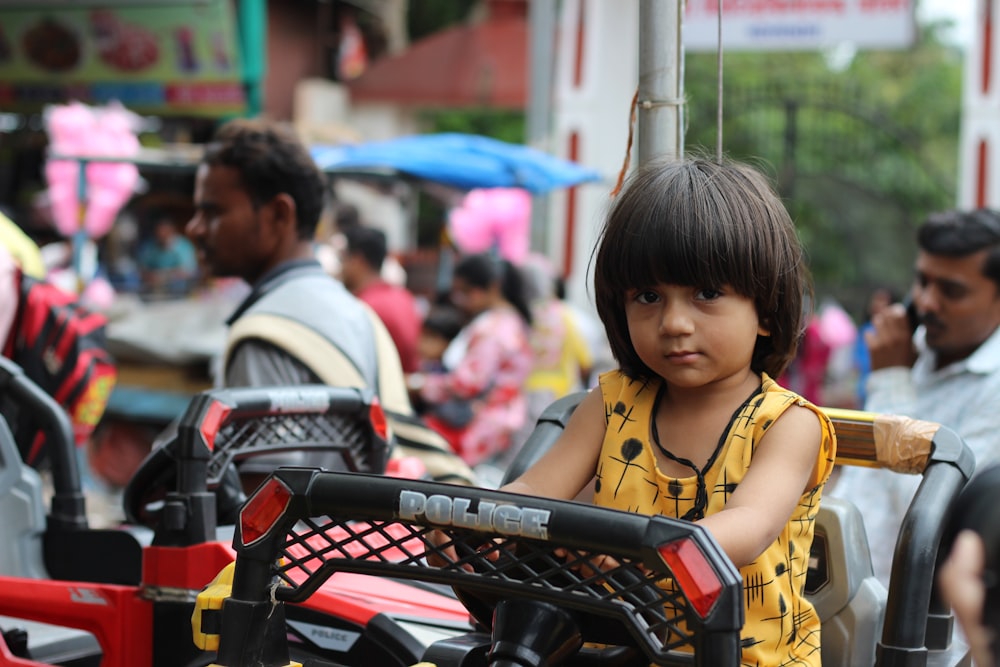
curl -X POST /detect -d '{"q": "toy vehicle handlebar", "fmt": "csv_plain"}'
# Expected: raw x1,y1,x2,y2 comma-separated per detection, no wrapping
825,409,975,660
173,384,390,490
0,355,85,531
123,384,391,545
215,467,744,667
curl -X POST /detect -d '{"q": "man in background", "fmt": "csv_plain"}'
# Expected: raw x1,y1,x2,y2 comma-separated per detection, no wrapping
138,217,198,296
340,225,422,373
186,118,473,485
830,208,1000,584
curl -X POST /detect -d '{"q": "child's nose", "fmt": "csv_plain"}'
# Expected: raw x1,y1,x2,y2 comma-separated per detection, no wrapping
658,303,694,335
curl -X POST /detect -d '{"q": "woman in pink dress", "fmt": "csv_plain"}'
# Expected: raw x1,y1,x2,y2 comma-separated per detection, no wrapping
410,253,533,467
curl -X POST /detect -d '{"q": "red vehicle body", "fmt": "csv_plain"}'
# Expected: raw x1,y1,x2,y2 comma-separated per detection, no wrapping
0,356,472,667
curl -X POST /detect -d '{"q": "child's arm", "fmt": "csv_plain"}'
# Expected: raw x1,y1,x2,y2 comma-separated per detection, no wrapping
501,387,607,500
697,404,824,569
425,388,604,567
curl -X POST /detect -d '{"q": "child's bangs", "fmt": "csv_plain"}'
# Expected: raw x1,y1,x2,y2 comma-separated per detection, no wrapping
611,205,760,297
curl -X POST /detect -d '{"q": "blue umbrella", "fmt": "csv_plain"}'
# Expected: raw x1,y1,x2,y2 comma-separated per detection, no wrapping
310,133,602,194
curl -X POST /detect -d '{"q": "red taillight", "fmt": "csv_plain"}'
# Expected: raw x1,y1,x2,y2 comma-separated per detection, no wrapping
199,400,232,452
369,397,389,441
657,538,723,618
240,477,292,546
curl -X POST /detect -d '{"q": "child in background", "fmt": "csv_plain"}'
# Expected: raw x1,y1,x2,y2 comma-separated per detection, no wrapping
409,254,533,467
500,157,836,666
416,305,465,375
411,305,471,447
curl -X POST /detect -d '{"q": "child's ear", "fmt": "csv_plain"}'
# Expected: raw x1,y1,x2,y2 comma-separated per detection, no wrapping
757,316,771,337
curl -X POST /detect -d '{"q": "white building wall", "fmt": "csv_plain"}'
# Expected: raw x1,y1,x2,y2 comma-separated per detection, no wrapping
546,0,638,315
958,0,999,208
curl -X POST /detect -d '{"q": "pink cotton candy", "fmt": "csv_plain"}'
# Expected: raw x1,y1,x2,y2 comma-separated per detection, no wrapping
44,101,140,239
448,187,531,265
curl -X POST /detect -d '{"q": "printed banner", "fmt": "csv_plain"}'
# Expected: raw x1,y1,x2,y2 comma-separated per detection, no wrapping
0,0,245,115
684,0,915,52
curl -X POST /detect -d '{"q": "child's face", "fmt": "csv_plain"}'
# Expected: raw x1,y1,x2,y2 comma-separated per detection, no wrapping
418,330,450,363
624,283,766,387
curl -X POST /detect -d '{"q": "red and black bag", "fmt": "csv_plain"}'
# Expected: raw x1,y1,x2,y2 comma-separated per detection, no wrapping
2,273,117,466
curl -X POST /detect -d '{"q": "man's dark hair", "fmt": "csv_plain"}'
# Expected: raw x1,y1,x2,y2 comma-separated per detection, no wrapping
918,209,1000,287
202,119,327,239
334,202,362,232
344,225,387,271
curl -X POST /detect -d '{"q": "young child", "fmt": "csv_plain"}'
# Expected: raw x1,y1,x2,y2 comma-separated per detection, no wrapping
501,157,836,666
416,305,465,375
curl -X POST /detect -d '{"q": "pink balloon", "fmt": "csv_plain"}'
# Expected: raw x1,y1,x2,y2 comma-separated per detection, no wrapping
818,301,858,348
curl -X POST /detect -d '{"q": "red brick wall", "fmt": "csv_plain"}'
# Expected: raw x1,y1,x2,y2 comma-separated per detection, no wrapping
263,0,322,121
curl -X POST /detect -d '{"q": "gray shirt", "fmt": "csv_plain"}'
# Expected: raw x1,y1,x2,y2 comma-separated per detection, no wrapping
223,259,378,390
829,324,1000,584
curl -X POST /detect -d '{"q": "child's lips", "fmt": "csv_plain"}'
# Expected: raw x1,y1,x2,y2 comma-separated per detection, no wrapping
665,350,699,363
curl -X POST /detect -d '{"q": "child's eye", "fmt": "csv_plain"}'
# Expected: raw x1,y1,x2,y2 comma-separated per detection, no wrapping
634,290,660,304
695,288,723,301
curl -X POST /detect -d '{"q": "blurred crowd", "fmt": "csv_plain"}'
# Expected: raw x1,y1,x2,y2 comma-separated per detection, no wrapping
320,200,612,484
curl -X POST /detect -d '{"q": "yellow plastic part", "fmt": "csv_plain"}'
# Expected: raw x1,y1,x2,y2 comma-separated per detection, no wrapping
192,562,236,651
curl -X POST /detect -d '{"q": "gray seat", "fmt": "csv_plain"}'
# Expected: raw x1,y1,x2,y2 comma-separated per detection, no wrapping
807,496,886,667
0,414,102,664
0,416,46,580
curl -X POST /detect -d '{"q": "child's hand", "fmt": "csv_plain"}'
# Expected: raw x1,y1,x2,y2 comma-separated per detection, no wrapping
422,530,502,572
554,548,624,578
423,528,462,569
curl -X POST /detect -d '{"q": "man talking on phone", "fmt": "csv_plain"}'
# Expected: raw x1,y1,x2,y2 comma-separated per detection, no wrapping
830,208,1000,585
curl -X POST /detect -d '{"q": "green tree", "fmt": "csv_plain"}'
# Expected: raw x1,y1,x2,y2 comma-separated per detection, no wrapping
407,0,479,42
417,108,525,144
684,23,964,316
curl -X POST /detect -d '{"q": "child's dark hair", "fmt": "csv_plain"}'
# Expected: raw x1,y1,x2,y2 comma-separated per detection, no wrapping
422,305,465,342
594,157,809,380
453,253,533,326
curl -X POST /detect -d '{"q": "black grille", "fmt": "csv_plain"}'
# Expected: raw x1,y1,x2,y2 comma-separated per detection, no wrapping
207,412,374,485
271,514,700,660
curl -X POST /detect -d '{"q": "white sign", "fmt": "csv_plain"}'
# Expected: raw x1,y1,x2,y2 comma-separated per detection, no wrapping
684,0,916,52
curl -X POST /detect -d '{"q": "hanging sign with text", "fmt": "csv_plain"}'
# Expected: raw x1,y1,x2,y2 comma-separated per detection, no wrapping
684,0,915,52
0,0,245,116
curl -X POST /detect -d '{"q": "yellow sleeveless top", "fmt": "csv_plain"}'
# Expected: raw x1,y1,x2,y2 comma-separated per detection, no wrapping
595,370,836,666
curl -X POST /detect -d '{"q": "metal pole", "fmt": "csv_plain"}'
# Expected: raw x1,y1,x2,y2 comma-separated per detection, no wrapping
637,0,684,167
527,0,559,253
